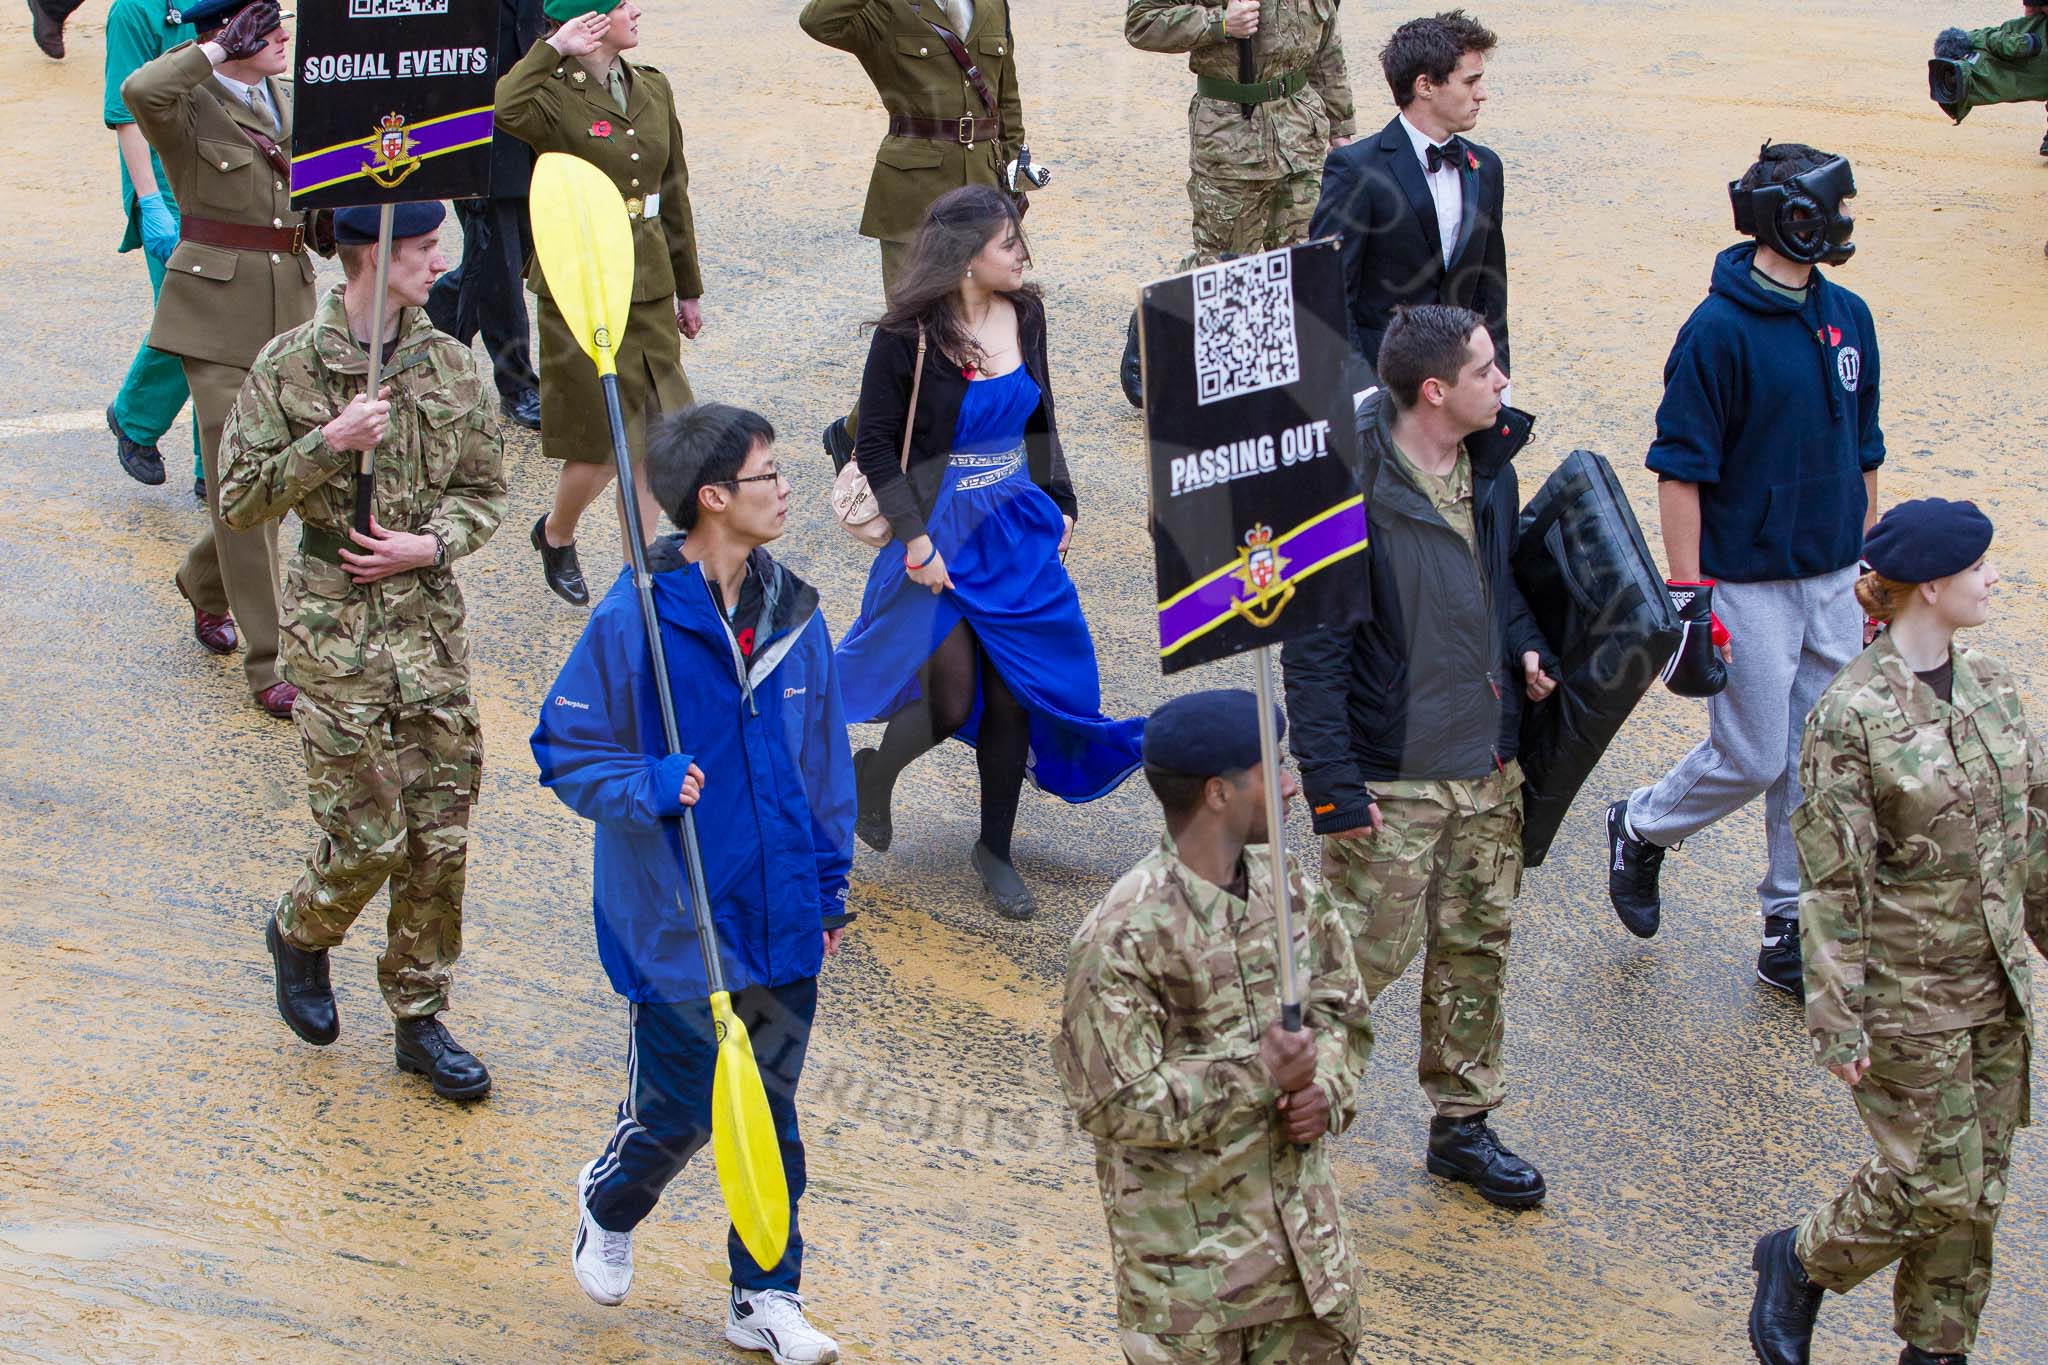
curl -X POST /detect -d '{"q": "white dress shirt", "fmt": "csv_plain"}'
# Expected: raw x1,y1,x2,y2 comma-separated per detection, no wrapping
214,70,279,132
1398,112,1463,269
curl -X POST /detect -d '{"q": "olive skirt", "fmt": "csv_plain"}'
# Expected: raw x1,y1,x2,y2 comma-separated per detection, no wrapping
535,293,694,465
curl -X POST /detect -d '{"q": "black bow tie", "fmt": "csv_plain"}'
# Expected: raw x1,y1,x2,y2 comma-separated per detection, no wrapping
1425,138,1467,174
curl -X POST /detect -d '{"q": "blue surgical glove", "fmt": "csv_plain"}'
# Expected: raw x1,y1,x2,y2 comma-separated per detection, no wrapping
137,192,179,263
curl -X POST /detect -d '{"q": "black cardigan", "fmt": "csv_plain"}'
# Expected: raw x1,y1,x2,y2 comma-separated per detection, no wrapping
852,295,1077,545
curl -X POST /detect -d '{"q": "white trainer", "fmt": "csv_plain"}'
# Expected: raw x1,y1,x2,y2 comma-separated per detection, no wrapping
571,1159,633,1306
724,1286,841,1364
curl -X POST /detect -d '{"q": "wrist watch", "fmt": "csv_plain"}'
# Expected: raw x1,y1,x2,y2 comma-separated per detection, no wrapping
428,530,447,569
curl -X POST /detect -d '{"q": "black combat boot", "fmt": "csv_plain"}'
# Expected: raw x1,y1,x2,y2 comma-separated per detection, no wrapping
1605,797,1666,937
532,514,589,606
1747,1227,1823,1365
395,1016,492,1100
1426,1115,1546,1207
266,917,338,1046
1899,1346,1967,1364
1757,915,1803,996
1119,309,1143,409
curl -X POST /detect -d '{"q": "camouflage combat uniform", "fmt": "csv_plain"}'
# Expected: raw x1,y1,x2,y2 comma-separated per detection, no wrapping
1790,634,2048,1358
1055,837,1373,1364
219,286,508,1019
1125,0,1353,265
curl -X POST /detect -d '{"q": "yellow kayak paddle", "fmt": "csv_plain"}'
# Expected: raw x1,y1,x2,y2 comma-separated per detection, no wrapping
528,151,791,1272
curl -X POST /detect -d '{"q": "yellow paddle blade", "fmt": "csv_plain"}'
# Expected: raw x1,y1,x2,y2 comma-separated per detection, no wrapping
709,990,791,1270
528,151,634,380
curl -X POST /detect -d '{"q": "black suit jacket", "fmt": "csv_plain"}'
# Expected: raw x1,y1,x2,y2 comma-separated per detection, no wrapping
1309,114,1510,375
486,0,546,198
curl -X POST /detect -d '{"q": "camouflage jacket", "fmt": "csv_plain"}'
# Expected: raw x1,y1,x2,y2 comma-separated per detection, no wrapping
1055,836,1372,1334
1125,0,1354,180
1793,634,2048,1070
218,286,508,708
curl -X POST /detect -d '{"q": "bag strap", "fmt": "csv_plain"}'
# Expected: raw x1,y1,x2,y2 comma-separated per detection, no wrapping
899,325,926,475
927,22,1001,122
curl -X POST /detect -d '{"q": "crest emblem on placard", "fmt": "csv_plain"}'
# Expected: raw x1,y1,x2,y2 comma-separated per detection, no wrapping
364,111,421,188
1231,524,1294,626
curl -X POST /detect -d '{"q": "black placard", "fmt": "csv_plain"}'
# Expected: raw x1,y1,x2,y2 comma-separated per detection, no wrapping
1143,240,1370,676
289,0,497,209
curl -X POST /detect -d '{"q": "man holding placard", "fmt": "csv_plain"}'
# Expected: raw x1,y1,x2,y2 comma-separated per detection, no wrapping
1283,303,1557,1208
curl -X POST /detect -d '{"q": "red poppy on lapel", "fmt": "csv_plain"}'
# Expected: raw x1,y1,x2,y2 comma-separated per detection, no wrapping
1466,150,1479,171
590,119,613,138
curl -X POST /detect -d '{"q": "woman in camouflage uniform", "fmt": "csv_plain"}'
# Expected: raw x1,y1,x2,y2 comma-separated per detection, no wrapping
1747,498,2048,1365
495,0,703,606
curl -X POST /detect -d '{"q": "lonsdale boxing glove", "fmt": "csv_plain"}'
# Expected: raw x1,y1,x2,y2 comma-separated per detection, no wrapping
1661,580,1729,698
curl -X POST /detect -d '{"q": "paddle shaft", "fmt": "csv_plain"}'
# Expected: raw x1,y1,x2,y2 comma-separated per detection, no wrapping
352,203,395,537
1236,33,1254,121
599,371,729,998
1253,646,1301,1032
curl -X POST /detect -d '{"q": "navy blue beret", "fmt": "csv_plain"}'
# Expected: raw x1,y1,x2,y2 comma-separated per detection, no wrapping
333,201,448,245
1862,498,1993,584
1142,688,1285,777
170,0,282,29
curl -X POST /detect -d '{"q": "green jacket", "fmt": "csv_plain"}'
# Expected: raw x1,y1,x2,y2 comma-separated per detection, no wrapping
495,39,702,301
1793,635,2048,1070
800,0,1026,242
1126,0,1353,180
1055,837,1372,1334
122,42,317,368
1930,14,2048,122
218,287,509,708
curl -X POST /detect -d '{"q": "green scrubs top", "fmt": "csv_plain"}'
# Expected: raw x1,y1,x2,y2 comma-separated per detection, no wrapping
104,0,196,252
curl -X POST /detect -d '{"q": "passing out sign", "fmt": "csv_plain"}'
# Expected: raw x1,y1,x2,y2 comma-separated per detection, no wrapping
290,0,497,209
1142,240,1370,675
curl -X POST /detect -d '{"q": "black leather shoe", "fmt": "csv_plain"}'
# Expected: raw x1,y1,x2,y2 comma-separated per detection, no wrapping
973,842,1037,920
395,1015,492,1100
1899,1345,1967,1364
1748,1227,1822,1364
1427,1115,1546,1207
194,475,207,502
1758,916,1803,995
2039,125,2048,157
108,407,166,485
532,514,589,606
822,416,854,472
266,917,338,1046
503,388,542,430
853,748,892,852
1120,309,1144,409
1606,798,1665,938
28,0,66,57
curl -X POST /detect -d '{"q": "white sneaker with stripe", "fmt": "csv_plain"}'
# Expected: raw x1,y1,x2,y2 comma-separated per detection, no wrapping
725,1286,840,1364
571,1159,634,1306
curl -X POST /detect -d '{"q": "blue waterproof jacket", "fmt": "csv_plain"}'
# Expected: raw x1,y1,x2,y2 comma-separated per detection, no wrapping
1646,242,1884,583
532,539,855,1003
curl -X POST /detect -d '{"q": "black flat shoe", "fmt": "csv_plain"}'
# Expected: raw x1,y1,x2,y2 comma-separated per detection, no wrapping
108,406,166,486
972,842,1036,921
532,514,589,606
395,1015,492,1100
852,748,892,852
266,916,338,1046
503,388,541,430
1427,1115,1546,1208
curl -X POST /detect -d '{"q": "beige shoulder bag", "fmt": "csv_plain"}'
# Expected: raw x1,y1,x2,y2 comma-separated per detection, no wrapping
831,327,927,549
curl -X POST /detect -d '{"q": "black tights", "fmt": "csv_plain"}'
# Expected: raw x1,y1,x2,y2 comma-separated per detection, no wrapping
863,621,1030,860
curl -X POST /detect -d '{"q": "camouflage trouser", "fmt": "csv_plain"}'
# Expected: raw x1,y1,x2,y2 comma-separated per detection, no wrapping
1185,170,1320,268
1321,792,1522,1117
274,691,483,1019
1120,1302,1360,1364
1796,1020,2031,1357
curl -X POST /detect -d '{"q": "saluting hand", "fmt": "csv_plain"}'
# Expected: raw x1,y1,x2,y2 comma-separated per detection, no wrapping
545,11,609,57
1223,0,1260,39
214,0,282,61
323,386,392,453
676,297,703,340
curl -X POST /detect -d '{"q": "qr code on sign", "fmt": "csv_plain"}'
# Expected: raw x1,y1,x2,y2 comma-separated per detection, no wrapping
1192,250,1298,405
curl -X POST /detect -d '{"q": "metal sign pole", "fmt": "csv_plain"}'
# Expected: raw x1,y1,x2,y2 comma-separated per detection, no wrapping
1252,644,1302,1031
353,202,395,536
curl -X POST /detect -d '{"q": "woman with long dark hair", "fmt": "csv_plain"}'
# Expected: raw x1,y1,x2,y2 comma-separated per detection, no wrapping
835,185,1143,919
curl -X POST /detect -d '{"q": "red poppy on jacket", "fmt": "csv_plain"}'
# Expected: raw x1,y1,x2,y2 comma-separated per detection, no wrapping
1467,150,1479,171
590,119,613,138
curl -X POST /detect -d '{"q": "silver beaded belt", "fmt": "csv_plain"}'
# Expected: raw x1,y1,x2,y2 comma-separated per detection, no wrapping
949,445,1023,490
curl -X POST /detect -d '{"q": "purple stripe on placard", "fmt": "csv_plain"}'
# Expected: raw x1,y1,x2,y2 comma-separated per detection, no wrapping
291,108,495,193
1157,499,1368,656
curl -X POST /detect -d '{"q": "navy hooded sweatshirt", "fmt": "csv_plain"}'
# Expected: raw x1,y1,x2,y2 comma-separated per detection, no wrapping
1645,242,1883,583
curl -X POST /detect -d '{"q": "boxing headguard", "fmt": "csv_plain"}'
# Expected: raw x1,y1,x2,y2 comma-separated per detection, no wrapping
1728,149,1857,267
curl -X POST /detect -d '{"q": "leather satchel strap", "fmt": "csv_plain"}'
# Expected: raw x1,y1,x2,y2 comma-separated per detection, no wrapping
899,326,926,475
926,22,1001,122
237,122,295,180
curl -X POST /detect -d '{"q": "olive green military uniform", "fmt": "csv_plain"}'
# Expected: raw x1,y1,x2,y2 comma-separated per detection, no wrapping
1056,837,1373,1363
1790,635,2048,1358
218,288,508,1019
1126,0,1353,266
495,40,700,466
124,41,317,695
800,0,1026,293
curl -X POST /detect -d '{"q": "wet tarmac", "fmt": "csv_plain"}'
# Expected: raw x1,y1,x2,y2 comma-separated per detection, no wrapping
1,0,2044,1360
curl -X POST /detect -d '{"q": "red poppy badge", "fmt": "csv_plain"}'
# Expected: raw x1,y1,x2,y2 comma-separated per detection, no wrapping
590,119,613,138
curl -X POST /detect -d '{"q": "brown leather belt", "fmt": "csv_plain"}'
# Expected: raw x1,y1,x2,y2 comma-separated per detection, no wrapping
180,215,306,255
888,114,1000,146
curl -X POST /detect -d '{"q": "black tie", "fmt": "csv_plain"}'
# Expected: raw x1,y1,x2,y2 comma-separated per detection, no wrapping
1426,138,1466,174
